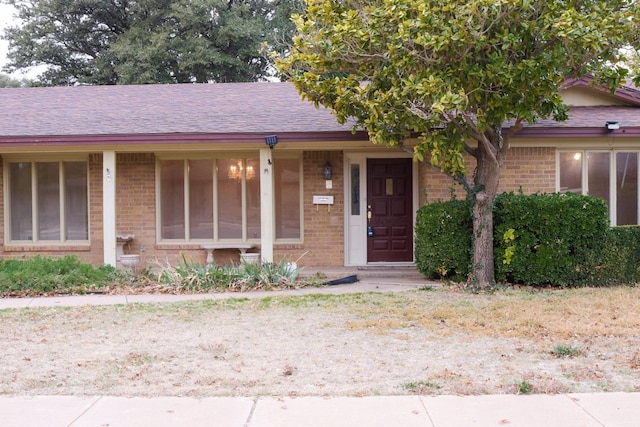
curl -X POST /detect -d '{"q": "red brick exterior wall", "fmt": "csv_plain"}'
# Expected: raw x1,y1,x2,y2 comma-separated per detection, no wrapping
418,146,556,204
0,146,556,268
274,151,345,267
499,147,556,194
86,153,103,265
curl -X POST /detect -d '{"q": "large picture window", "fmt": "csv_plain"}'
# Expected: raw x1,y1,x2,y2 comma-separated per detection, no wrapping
559,151,639,225
158,156,272,242
274,158,302,239
158,156,302,242
6,160,88,243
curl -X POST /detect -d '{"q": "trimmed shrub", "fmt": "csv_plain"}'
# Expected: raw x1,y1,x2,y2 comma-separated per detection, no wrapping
415,199,472,282
585,226,640,286
0,255,120,296
493,192,609,286
415,192,639,287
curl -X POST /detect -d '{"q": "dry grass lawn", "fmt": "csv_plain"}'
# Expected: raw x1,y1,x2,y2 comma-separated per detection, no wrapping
348,286,640,340
0,285,638,397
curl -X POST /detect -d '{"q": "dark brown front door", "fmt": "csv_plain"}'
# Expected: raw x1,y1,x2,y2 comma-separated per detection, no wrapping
367,158,413,262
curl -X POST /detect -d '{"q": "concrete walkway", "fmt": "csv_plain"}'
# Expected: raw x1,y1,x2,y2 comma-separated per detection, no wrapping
1,393,638,427
0,276,637,427
0,275,429,309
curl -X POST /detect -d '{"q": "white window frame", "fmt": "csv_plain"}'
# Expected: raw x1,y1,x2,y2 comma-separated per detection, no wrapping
272,152,304,244
557,150,640,226
3,155,90,245
155,153,304,244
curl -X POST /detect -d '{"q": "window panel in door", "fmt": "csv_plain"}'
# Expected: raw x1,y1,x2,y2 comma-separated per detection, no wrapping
616,152,638,226
587,152,610,209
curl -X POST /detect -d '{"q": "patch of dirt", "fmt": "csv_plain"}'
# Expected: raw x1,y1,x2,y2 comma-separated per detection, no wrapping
0,289,639,397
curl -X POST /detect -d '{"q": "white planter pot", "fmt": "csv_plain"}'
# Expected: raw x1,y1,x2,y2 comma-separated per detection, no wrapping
240,253,260,264
120,254,140,269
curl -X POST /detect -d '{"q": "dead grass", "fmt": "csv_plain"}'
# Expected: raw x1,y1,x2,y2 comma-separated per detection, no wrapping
0,286,639,397
346,286,640,341
631,352,640,370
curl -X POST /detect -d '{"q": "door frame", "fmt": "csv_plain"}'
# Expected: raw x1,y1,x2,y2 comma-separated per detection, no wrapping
343,151,418,266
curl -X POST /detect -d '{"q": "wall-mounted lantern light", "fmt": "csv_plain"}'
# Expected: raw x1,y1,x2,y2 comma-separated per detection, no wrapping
323,161,332,180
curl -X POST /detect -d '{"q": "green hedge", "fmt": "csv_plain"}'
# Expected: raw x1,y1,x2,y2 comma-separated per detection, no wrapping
415,199,472,282
414,192,640,287
585,226,640,286
493,192,610,286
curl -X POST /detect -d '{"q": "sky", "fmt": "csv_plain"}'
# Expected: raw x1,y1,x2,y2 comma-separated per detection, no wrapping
0,4,12,69
0,3,42,79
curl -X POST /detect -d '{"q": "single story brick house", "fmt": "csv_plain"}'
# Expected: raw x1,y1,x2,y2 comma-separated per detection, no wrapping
0,79,639,269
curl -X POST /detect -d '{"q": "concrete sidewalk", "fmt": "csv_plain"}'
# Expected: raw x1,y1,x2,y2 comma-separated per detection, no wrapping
0,393,637,427
0,276,428,310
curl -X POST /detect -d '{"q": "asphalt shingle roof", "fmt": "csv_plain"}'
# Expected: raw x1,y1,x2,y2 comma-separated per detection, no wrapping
0,82,352,138
2,82,640,141
524,106,640,128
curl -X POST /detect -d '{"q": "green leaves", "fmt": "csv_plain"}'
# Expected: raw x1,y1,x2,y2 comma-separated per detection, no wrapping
0,255,120,297
493,192,610,286
415,199,473,282
279,0,639,287
3,0,304,85
280,0,638,176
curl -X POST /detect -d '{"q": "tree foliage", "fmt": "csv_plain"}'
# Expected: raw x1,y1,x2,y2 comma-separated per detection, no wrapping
0,73,30,87
2,0,303,85
278,0,639,287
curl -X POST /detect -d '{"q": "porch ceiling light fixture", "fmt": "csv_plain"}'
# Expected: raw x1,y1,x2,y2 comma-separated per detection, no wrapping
265,135,278,149
606,121,620,132
228,161,255,181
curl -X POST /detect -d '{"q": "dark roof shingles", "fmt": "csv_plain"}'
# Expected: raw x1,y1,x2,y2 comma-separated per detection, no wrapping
521,106,640,128
2,82,640,139
0,82,352,137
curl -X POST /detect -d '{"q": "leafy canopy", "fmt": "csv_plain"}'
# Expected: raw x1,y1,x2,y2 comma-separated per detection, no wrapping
2,0,303,85
0,73,29,87
279,0,638,176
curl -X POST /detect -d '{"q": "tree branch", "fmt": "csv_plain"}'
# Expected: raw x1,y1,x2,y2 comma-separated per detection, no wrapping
505,118,523,139
397,140,414,156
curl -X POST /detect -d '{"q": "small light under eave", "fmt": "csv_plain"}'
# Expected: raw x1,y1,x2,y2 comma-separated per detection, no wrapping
265,135,278,149
606,121,620,132
573,152,582,161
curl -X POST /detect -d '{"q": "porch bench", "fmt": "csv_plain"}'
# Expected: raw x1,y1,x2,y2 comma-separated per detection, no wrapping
200,243,258,266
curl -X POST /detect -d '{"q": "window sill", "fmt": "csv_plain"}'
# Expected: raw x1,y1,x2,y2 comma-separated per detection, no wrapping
3,244,91,252
274,242,304,249
156,241,260,250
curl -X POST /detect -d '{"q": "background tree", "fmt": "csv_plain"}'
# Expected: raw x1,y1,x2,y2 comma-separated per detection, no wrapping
0,73,30,87
278,0,639,288
1,0,303,85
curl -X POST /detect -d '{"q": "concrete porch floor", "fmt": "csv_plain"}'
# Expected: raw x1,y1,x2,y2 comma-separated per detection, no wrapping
299,264,426,281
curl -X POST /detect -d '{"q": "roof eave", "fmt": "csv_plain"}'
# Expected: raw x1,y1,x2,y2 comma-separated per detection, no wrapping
0,130,372,147
509,126,640,138
563,77,640,106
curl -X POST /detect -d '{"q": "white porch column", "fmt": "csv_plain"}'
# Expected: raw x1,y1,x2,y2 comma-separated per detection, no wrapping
260,148,274,263
103,151,117,267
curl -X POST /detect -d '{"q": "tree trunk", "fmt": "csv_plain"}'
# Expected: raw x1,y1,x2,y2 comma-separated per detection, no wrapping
469,140,502,288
